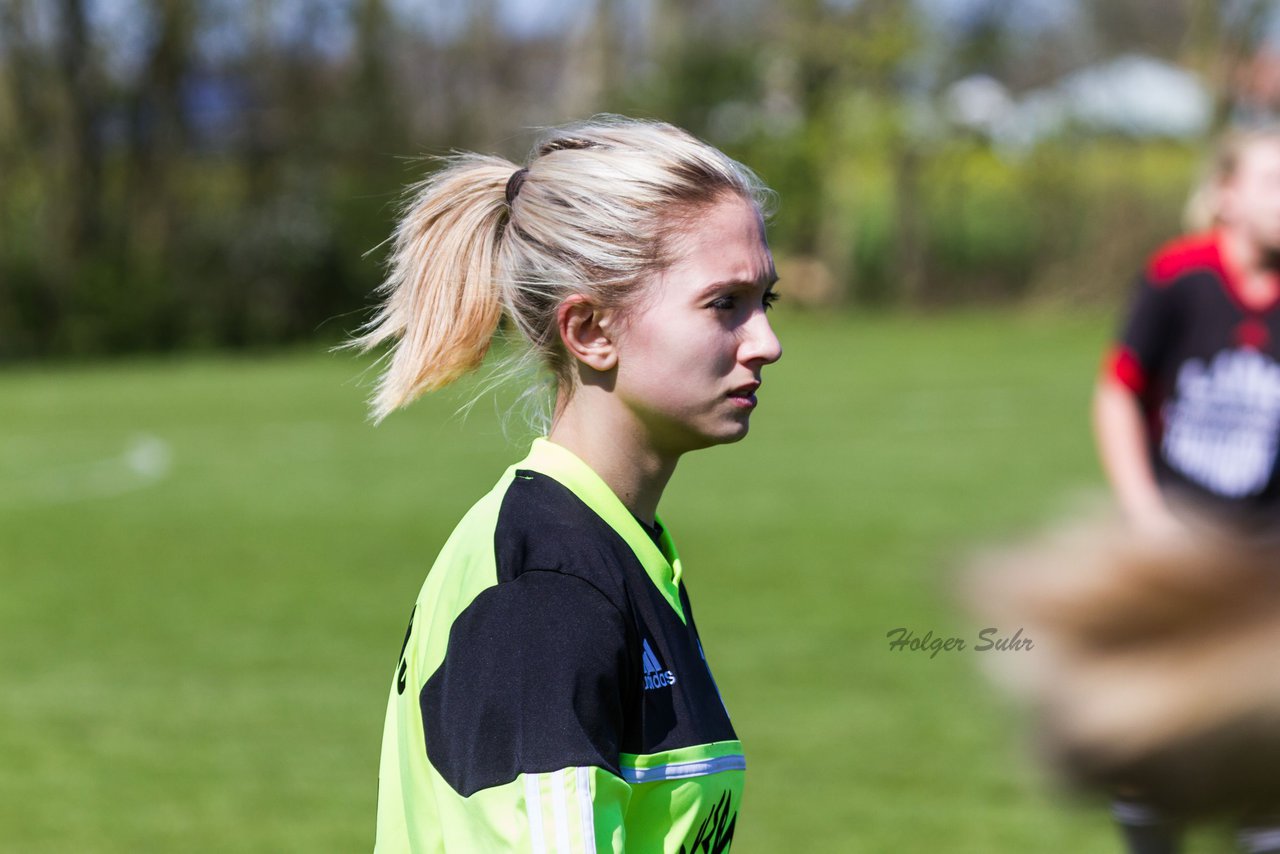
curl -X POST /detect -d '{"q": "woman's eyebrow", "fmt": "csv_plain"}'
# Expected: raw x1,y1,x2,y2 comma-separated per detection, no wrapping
696,272,779,299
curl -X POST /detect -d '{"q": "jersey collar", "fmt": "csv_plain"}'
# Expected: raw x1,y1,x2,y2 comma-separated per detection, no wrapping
517,437,686,623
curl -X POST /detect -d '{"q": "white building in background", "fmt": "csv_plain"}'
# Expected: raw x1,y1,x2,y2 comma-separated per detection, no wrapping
944,54,1214,150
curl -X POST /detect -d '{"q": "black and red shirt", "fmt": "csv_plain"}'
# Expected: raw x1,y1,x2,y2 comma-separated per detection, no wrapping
1105,231,1280,529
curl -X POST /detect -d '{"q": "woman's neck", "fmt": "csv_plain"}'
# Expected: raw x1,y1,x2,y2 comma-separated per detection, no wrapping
1221,227,1280,309
546,387,677,526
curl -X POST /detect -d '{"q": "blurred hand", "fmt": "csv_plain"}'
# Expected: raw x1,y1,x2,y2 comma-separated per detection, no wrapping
1129,505,1186,540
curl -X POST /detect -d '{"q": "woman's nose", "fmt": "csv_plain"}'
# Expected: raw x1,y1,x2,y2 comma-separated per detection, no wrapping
742,311,782,366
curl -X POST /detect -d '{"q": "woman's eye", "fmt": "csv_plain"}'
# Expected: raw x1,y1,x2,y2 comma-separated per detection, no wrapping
763,290,780,311
710,296,736,311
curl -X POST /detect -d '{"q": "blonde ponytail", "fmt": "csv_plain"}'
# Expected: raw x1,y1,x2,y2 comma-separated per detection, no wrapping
352,116,772,425
351,154,514,422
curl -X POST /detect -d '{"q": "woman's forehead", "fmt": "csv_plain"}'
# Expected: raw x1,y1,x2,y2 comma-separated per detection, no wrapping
665,197,772,283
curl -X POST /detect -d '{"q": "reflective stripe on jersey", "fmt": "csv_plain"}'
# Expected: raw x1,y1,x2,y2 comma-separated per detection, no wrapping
620,743,747,784
523,768,597,854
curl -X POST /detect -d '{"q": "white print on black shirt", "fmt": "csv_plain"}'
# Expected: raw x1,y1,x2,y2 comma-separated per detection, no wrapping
1162,348,1280,497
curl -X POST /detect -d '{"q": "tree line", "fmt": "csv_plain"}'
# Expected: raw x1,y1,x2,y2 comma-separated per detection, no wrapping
0,0,1272,360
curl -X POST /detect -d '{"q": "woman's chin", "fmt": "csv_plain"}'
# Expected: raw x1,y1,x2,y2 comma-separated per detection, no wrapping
707,420,752,446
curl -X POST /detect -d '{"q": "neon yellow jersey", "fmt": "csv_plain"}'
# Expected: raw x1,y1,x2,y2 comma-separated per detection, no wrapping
376,438,743,852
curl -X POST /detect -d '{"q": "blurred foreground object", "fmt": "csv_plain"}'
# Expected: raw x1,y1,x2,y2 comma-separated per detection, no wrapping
967,514,1280,818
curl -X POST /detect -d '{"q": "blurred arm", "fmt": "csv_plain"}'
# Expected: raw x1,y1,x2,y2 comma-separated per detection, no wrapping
1092,376,1180,534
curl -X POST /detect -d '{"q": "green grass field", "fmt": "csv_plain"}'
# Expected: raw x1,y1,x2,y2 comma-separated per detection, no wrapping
0,309,1239,852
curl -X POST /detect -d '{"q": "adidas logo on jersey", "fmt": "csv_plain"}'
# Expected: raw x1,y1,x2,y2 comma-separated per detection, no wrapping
642,638,677,691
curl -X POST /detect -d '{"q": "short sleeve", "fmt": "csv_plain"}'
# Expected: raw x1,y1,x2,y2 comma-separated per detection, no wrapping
421,569,631,798
1106,273,1181,396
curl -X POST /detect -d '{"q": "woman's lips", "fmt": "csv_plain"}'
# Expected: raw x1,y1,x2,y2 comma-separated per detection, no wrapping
728,384,759,408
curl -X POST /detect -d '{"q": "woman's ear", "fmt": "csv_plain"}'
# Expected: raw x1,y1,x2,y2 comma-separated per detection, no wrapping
557,295,619,372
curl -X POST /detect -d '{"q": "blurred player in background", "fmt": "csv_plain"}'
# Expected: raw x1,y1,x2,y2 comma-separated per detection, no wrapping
1095,127,1280,540
1093,126,1280,854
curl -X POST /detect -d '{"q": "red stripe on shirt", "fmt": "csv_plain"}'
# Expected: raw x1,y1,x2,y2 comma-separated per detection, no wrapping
1104,346,1147,395
1146,232,1222,286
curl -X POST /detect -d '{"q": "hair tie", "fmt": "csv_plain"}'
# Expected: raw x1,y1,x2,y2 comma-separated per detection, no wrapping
505,167,530,206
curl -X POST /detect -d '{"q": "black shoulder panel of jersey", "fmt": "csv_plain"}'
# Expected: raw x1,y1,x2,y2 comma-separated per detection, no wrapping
494,470,738,756
493,470,635,605
423,467,738,794
421,569,630,797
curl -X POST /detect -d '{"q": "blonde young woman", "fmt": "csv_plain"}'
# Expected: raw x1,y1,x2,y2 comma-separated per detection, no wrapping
356,117,781,853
